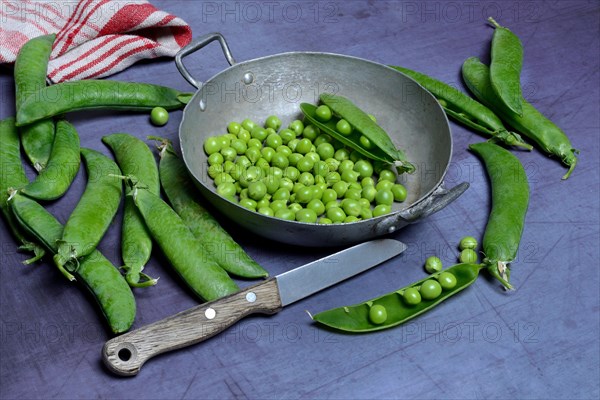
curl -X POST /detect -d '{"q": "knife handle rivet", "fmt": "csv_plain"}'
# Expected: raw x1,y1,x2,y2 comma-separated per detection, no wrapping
388,226,396,233
246,292,257,303
205,308,216,320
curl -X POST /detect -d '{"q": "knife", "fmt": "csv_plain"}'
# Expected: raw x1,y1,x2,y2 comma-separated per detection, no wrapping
102,238,407,376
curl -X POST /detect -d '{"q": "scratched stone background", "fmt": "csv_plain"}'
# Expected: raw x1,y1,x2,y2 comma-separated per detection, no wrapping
1,1,599,399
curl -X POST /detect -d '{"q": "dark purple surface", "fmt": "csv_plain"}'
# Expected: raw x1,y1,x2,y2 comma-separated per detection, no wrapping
1,1,599,398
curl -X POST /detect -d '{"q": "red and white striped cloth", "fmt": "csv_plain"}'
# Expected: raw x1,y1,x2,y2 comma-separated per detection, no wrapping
0,0,192,83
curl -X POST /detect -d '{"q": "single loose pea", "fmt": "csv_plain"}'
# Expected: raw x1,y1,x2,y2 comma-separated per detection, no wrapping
150,106,169,126
220,147,237,162
288,203,303,213
241,119,257,132
360,207,373,219
332,181,348,198
204,136,221,155
220,134,234,148
261,147,275,162
403,287,422,305
361,185,377,202
289,120,304,135
272,188,291,201
313,134,333,147
228,122,241,135
245,146,261,164
307,199,325,215
239,198,258,211
369,304,388,324
279,177,294,192
459,236,478,250
208,164,224,179
208,152,224,166
238,129,251,143
378,169,396,183
265,115,282,131
353,160,374,179
264,177,281,195
348,182,362,191
391,184,407,202
275,208,295,221
296,138,312,155
296,208,318,223
321,188,338,204
342,199,361,217
284,166,300,182
325,200,340,211
459,249,478,263
302,124,319,141
251,127,268,141
327,207,346,223
271,152,290,169
314,160,329,177
287,152,302,167
338,159,354,174
270,200,288,212
344,215,360,223
349,150,362,163
376,180,394,191
295,186,314,203
372,204,391,217
375,189,394,206
266,133,283,149
315,105,332,122
420,280,442,300
317,143,335,160
231,138,247,155
325,171,341,186
319,217,333,224
214,173,234,186
425,256,443,273
358,198,371,209
297,156,315,173
256,196,270,209
438,272,457,290
334,148,350,161
278,128,296,144
341,169,359,183
344,188,362,201
217,182,236,199
287,138,300,152
276,145,292,157
248,181,267,201
336,119,352,136
298,172,315,187
258,207,274,217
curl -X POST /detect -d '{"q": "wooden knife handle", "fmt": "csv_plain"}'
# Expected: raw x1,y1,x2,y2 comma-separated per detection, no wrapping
102,278,282,376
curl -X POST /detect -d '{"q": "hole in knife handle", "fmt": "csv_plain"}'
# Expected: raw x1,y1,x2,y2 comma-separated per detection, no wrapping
118,347,132,361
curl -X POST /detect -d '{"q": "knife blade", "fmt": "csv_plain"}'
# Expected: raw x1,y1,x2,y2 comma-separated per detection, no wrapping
102,238,407,376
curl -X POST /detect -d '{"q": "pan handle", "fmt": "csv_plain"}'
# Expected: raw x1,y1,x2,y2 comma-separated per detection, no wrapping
175,33,237,89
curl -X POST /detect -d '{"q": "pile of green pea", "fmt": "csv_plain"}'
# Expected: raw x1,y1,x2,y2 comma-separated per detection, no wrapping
203,112,408,224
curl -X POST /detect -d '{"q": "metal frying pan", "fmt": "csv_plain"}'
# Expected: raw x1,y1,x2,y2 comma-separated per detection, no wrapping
176,33,468,247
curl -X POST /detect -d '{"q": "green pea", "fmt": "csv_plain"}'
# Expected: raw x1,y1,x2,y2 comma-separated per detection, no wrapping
284,166,300,182
247,181,267,201
239,188,249,199
372,204,391,217
270,152,288,169
336,119,352,136
325,171,341,186
214,173,234,186
289,120,304,135
256,196,271,209
208,164,224,179
344,188,362,202
266,133,283,149
220,146,237,162
314,134,333,147
263,176,281,195
375,189,394,206
230,139,246,155
344,215,360,223
314,160,329,177
369,304,387,324
267,167,283,181
222,134,235,147
208,152,224,166
358,198,371,209
296,138,312,155
297,156,315,173
217,182,237,199
353,159,374,178
298,172,315,187
150,106,169,126
375,179,394,191
315,105,332,122
275,208,295,221
265,115,282,131
361,185,377,202
302,124,319,141
325,200,340,211
241,118,257,132
327,207,346,223
238,129,251,143
325,157,340,172
348,182,362,191
272,188,291,201
258,207,274,217
332,181,348,198
359,135,373,149
316,142,335,160
288,202,303,213
438,272,457,290
270,200,288,212
334,148,350,161
311,184,325,201
287,138,300,152
276,145,292,157
287,152,303,167
239,198,258,211
425,256,443,273
391,184,408,202
279,177,294,192
338,159,354,174
341,169,359,183
204,136,221,155
295,208,318,223
349,150,362,164
228,122,241,135
459,236,478,250
295,186,314,203
319,217,333,225
292,182,305,194
379,169,396,182
420,280,442,300
307,199,325,215
403,287,422,305
342,199,361,217
360,207,373,219
279,128,296,144
459,249,478,263
321,188,338,204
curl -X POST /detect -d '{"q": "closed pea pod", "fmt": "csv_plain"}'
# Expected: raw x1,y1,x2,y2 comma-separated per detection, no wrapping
388,65,531,149
311,263,483,332
0,117,45,263
16,80,193,126
127,179,240,301
488,17,524,117
102,133,160,287
462,57,578,179
8,192,135,334
54,148,122,280
470,141,529,290
152,138,268,279
14,34,57,171
20,119,80,201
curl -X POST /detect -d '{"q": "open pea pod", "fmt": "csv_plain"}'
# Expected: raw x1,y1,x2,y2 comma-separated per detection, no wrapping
311,263,483,333
300,103,414,174
320,93,414,173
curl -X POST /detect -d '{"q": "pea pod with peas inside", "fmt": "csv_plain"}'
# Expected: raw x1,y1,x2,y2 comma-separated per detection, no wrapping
14,34,57,171
125,176,240,302
53,148,122,281
151,137,268,279
19,119,80,201
15,80,193,127
8,192,135,334
102,133,160,288
300,93,415,174
388,65,531,150
462,57,578,179
470,141,529,290
311,263,483,332
0,117,45,264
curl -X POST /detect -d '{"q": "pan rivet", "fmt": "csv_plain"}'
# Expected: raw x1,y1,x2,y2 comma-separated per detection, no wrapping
388,226,396,233
246,292,257,303
205,307,216,319
199,99,206,111
243,72,254,84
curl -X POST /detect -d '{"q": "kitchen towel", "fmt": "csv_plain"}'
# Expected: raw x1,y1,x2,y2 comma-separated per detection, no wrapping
0,0,192,82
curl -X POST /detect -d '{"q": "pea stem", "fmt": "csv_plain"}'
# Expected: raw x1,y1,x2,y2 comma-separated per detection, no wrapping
488,17,501,28
562,156,577,180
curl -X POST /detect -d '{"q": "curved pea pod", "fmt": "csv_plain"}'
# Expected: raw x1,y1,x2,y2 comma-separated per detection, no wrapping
8,192,135,334
0,118,45,263
20,119,80,201
16,80,193,127
102,133,160,287
14,34,57,171
130,181,240,302
319,93,414,174
462,57,578,179
388,65,531,150
54,148,122,281
311,263,483,332
153,138,268,279
488,17,524,117
470,142,529,290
